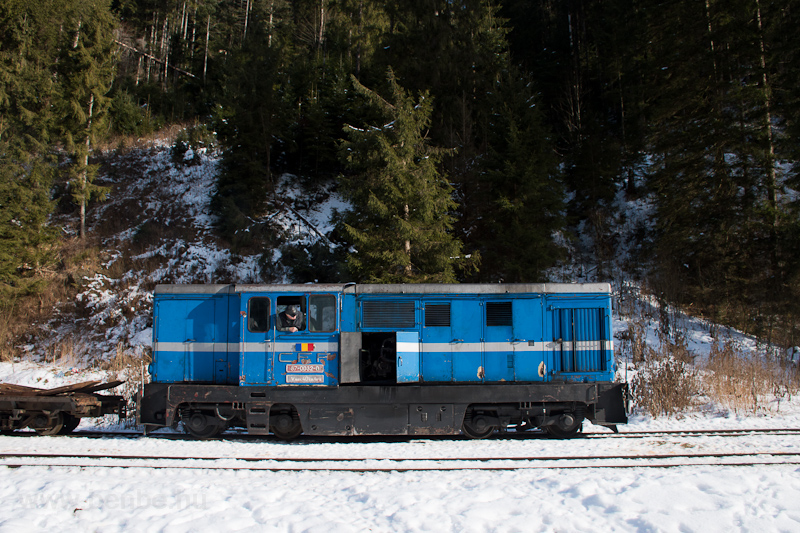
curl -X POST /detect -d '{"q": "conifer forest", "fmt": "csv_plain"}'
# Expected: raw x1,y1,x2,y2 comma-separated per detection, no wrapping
2,0,800,345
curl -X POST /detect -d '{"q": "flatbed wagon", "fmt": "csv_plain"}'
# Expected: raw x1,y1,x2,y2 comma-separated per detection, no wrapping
0,381,126,435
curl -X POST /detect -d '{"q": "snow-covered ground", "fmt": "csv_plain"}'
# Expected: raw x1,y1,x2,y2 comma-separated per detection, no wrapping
1,414,800,532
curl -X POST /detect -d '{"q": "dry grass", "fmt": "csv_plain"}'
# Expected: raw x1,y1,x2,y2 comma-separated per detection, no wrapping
95,123,191,154
98,343,152,425
618,319,647,364
0,237,123,362
46,338,86,367
704,341,800,414
0,277,75,362
631,335,701,417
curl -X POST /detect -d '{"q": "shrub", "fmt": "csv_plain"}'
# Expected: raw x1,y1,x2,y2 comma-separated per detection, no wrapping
631,335,701,417
99,343,152,427
704,341,800,413
618,319,647,364
172,124,216,166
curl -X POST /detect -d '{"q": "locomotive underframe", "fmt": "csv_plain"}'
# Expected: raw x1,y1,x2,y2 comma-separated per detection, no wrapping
140,381,627,437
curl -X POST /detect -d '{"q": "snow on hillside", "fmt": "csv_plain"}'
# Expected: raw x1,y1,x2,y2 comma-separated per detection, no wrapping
31,141,348,364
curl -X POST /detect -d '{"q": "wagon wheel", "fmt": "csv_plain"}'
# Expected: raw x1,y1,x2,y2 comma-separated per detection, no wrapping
58,413,81,435
181,411,226,440
270,407,302,440
545,411,583,439
461,414,497,439
32,412,65,436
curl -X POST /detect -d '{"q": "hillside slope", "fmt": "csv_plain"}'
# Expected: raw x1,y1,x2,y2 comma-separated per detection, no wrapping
29,140,347,364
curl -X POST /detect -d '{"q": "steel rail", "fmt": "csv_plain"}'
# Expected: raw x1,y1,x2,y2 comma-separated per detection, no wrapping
4,459,800,471
2,450,800,467
584,428,800,439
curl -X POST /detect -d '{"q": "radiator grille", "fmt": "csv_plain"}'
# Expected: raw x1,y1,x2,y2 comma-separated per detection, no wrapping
362,300,416,328
425,304,451,327
486,301,512,326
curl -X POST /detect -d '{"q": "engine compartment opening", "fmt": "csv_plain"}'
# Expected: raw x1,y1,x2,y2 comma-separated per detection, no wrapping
359,332,397,382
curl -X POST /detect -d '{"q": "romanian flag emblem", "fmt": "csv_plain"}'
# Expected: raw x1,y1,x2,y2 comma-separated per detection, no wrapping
295,343,315,352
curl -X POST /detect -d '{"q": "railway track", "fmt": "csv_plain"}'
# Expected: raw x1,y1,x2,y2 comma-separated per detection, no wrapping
2,449,800,472
4,427,800,441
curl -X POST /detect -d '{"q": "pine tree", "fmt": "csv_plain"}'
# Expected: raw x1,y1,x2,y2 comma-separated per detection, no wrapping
0,0,62,288
471,70,564,282
339,69,467,283
57,0,116,239
0,145,57,285
211,2,292,247
645,0,784,325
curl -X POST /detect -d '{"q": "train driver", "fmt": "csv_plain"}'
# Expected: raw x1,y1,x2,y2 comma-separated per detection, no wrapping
277,304,304,332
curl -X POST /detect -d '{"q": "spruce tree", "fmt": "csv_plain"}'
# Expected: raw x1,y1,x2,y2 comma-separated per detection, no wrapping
645,0,785,325
212,5,287,247
56,0,116,239
339,69,466,283
472,70,564,282
0,145,56,285
0,0,62,288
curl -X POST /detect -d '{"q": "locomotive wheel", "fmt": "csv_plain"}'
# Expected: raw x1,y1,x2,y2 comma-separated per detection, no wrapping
461,415,497,439
182,411,226,440
58,414,81,435
270,407,302,440
32,412,65,436
545,411,583,439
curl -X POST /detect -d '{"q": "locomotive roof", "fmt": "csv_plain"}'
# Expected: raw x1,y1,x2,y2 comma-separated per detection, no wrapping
349,283,611,295
154,283,610,295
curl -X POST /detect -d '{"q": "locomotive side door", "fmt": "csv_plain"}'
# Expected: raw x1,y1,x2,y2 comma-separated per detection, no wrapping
239,295,274,385
421,300,452,382
154,296,218,383
483,300,514,382
512,297,546,381
450,299,484,382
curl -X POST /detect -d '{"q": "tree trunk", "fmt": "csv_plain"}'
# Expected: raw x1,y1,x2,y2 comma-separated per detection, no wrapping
319,0,325,46
203,15,210,85
268,1,275,47
404,203,412,276
80,93,95,240
755,0,777,223
243,0,251,42
705,0,718,81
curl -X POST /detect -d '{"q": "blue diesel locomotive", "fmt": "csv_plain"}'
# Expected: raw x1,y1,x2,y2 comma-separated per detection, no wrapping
139,283,628,439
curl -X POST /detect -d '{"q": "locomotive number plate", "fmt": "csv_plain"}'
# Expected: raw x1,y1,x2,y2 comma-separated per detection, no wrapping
286,364,325,373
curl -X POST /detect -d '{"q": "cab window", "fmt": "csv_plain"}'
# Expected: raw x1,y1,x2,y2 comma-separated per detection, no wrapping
309,295,336,332
276,295,306,332
248,298,271,332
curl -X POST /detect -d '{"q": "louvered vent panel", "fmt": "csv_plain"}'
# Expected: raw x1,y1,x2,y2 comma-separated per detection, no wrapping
425,304,451,327
486,302,513,326
362,301,416,328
